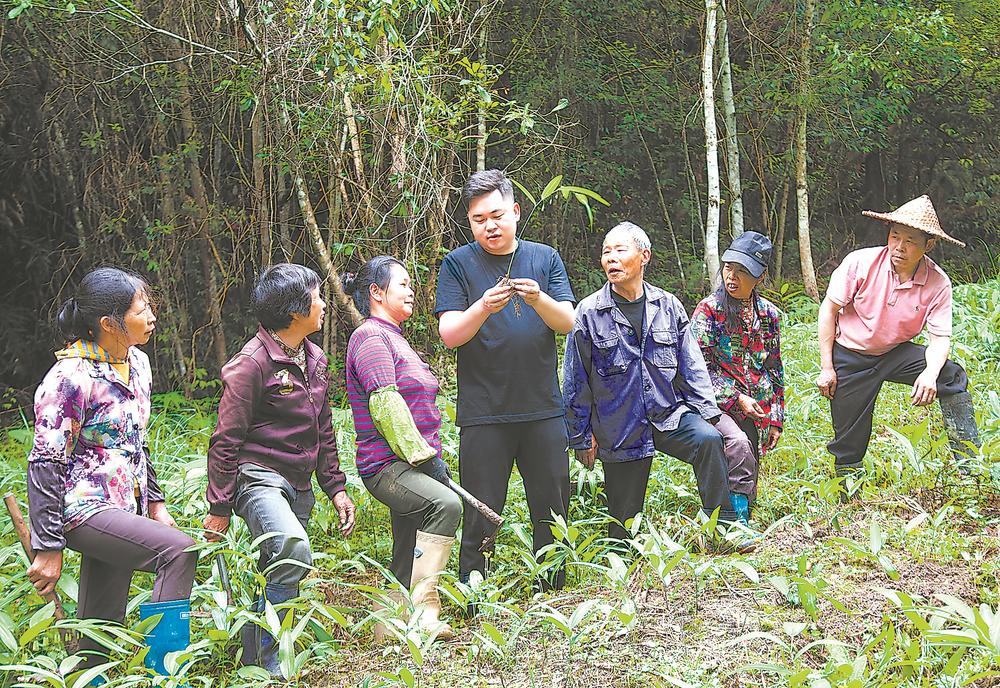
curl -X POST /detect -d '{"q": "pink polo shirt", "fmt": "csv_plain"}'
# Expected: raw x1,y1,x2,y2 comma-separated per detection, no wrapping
826,246,952,356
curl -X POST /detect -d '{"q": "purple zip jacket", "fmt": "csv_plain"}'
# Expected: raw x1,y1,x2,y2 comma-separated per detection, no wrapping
206,327,346,517
562,282,721,462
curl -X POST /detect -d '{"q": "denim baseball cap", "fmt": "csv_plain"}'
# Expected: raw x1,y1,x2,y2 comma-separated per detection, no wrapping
721,231,772,278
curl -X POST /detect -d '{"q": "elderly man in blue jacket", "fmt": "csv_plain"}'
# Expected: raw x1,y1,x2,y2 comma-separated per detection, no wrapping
563,222,740,541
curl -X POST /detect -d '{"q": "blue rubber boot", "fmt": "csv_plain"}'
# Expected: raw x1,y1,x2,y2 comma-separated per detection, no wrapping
138,599,191,680
730,493,751,526
242,584,298,677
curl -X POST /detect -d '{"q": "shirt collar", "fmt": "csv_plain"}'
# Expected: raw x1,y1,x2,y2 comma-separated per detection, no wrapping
267,328,305,360
881,246,929,286
368,316,403,334
256,325,295,364
596,281,669,310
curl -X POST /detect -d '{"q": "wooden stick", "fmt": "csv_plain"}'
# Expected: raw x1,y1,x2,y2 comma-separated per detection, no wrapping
4,493,71,634
446,478,505,552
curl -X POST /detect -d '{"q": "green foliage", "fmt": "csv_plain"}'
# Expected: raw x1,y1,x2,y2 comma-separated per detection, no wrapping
0,288,998,681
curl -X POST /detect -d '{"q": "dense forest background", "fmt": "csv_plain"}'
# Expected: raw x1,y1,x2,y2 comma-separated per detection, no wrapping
1,0,998,401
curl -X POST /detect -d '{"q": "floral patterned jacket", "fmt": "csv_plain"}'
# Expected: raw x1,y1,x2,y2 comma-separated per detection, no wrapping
27,347,162,550
690,292,785,430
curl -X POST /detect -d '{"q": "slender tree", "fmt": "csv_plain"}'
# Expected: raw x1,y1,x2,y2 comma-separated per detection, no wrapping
718,0,744,238
795,0,820,301
702,0,722,283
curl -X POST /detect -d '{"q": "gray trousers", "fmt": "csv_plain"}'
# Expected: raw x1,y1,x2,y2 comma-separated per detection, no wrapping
829,341,970,467
233,463,316,586
362,460,461,587
64,508,197,665
715,412,760,499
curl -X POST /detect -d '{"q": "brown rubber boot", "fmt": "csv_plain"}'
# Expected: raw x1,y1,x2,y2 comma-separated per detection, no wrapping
409,531,456,641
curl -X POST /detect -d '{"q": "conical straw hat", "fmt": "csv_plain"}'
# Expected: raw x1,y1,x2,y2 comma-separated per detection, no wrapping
862,195,965,247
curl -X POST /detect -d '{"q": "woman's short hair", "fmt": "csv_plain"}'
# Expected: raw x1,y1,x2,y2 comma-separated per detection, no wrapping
56,267,150,343
341,256,405,318
252,264,321,330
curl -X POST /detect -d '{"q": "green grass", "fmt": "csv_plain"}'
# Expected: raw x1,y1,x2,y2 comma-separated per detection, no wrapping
0,277,998,687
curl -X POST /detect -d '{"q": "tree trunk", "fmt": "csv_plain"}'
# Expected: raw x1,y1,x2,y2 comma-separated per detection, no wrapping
292,171,363,327
252,103,271,266
155,146,192,388
774,175,790,283
175,60,229,370
50,120,87,245
774,118,796,284
342,90,375,224
702,0,722,284
639,120,686,284
718,0,744,238
475,0,488,172
796,0,820,301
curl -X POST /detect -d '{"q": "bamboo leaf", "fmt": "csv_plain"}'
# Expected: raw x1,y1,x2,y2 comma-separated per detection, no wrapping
540,175,563,201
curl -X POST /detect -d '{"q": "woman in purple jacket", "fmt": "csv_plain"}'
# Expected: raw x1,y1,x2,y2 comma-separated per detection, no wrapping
345,256,461,641
203,264,356,676
26,267,196,683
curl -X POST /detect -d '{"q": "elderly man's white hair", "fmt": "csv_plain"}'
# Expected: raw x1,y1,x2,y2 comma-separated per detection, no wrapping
605,221,651,252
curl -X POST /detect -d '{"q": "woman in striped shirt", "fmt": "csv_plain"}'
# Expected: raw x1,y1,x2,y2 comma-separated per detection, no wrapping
344,256,461,642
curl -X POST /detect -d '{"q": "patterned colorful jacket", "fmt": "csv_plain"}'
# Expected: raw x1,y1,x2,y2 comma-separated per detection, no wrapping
27,346,161,550
690,291,785,430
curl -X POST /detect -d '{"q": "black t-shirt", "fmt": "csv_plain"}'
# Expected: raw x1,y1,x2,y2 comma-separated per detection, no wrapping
435,240,576,426
611,288,646,339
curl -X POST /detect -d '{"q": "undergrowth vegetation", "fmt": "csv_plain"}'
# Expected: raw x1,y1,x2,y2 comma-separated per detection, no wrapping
0,278,997,687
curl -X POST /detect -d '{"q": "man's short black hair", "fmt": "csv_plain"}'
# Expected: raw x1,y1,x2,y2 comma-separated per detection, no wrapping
252,263,321,330
463,169,515,206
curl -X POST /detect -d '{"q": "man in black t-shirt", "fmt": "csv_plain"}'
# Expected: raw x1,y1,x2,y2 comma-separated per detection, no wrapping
435,169,576,589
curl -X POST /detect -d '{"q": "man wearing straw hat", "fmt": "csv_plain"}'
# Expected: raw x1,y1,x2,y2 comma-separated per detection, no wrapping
816,195,981,477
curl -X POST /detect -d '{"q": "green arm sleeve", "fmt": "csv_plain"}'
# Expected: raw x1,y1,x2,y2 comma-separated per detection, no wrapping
369,386,436,466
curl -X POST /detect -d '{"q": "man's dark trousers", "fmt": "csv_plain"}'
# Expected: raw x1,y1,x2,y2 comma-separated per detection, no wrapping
652,411,738,522
458,416,569,587
602,457,653,541
828,341,970,468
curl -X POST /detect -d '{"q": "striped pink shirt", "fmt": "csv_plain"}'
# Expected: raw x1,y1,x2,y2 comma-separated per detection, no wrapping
826,246,952,356
345,317,442,478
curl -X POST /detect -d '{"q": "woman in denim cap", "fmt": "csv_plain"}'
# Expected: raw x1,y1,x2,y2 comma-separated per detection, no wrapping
26,267,196,683
691,232,785,524
344,256,461,641
203,263,356,676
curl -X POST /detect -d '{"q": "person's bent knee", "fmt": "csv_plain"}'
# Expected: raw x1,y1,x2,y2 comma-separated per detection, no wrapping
439,491,463,534
267,536,313,585
693,424,724,451
282,536,314,568
425,491,462,536
161,532,197,568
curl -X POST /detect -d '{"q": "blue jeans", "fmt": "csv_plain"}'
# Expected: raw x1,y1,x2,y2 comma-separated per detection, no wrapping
233,463,316,586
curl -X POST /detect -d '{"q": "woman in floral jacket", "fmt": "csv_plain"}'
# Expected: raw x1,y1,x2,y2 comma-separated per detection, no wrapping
692,232,785,523
26,267,196,681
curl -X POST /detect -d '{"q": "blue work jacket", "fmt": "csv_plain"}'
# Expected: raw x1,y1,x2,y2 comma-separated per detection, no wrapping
562,282,721,462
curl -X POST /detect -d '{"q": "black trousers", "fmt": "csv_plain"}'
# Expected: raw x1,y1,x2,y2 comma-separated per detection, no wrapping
601,411,738,540
828,341,969,467
458,416,569,585
602,457,653,541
